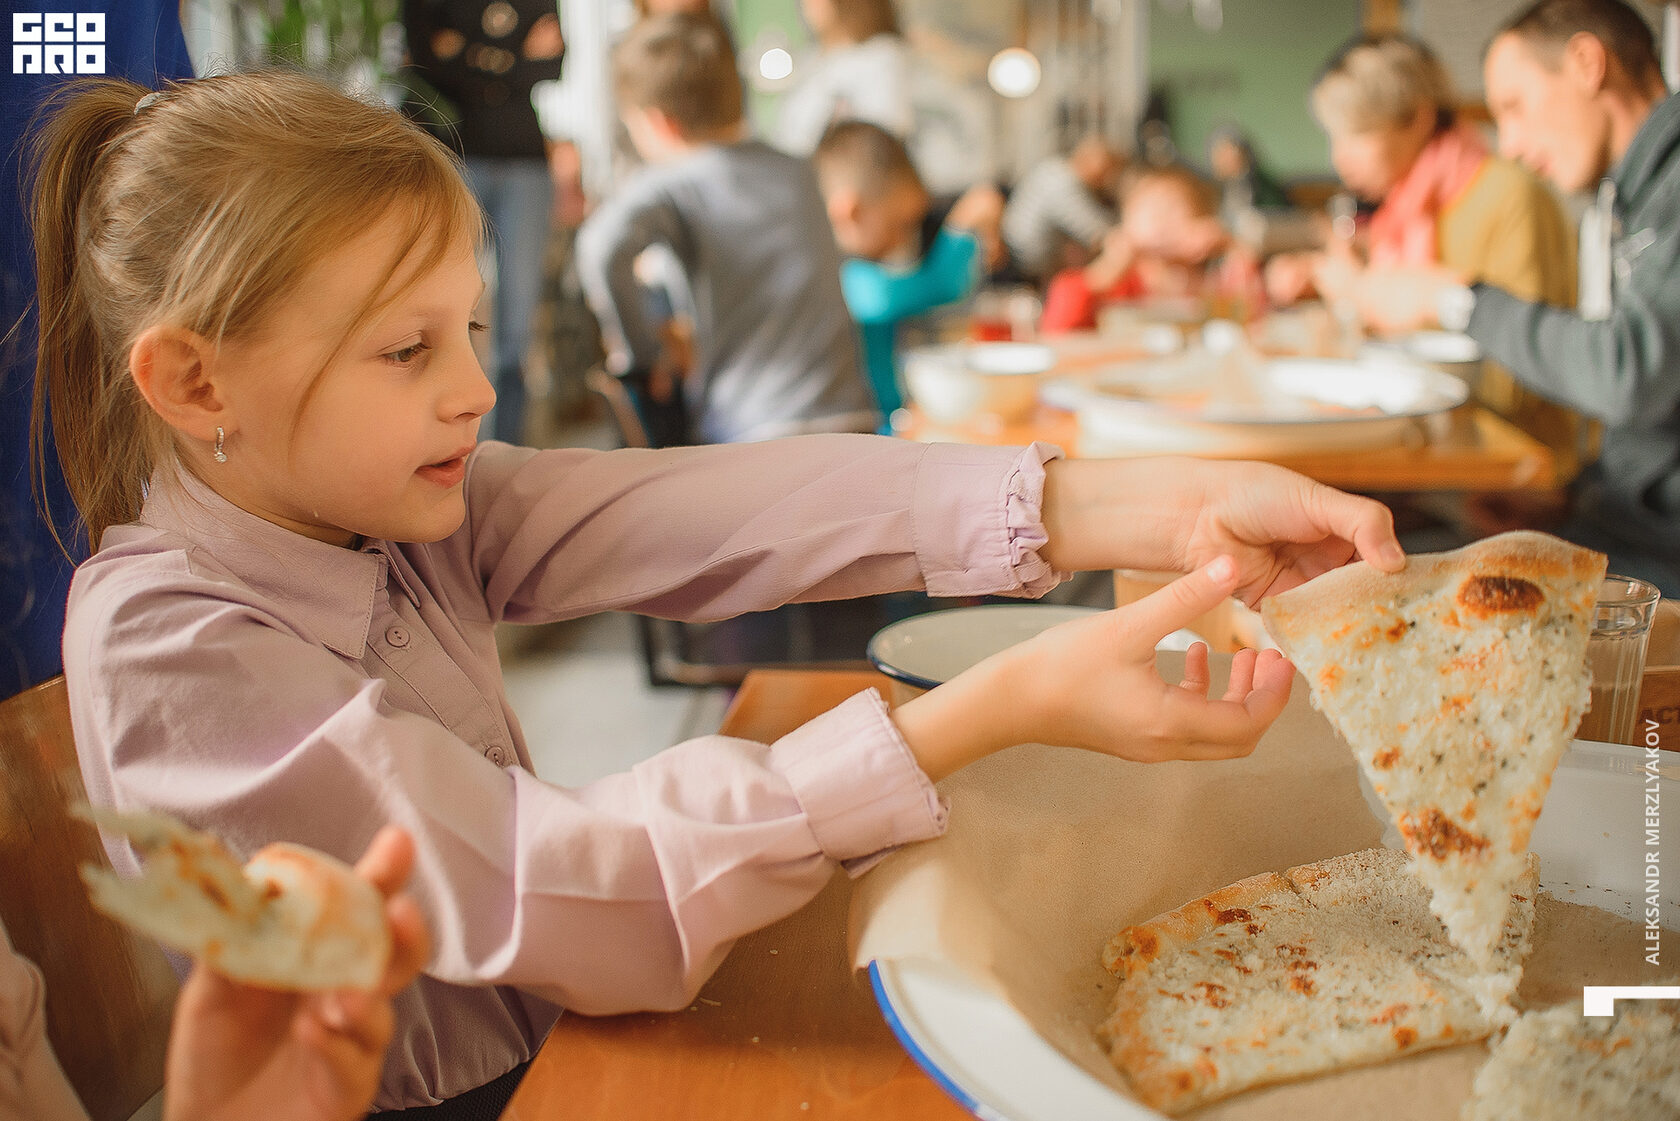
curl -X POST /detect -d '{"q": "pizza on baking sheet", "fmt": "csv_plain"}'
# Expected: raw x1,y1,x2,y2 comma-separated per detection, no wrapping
1459,998,1680,1121
1098,847,1539,1115
1259,530,1605,969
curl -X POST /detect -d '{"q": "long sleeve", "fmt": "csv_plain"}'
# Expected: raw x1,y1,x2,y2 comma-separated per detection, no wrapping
840,228,980,325
1466,214,1680,428
448,436,1063,624
574,182,691,373
0,919,87,1121
67,438,1064,1025
69,592,931,1016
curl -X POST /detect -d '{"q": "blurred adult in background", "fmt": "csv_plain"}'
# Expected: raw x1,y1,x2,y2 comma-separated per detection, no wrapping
1268,33,1590,478
1207,123,1291,228
1,3,193,701
402,0,566,446
1353,0,1679,592
774,0,993,200
1000,135,1125,282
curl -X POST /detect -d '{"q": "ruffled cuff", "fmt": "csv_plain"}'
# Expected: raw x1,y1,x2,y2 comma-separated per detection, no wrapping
912,441,1069,598
1003,441,1065,598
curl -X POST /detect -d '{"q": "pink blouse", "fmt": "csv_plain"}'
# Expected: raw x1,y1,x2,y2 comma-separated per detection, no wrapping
63,435,1062,1109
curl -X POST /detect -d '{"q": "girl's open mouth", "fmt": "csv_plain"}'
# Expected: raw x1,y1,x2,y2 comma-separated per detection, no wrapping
417,454,468,487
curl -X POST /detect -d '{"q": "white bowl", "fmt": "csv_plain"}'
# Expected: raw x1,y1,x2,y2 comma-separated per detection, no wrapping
868,604,1202,703
903,343,1055,425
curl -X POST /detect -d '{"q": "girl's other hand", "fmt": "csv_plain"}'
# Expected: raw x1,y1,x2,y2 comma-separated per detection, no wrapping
162,828,430,1121
1041,458,1402,606
892,557,1294,781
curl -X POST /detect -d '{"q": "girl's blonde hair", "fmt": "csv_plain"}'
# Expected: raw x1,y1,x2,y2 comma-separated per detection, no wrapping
26,70,485,551
1311,35,1455,137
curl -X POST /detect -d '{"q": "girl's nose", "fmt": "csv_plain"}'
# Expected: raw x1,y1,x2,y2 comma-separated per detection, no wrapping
447,354,497,421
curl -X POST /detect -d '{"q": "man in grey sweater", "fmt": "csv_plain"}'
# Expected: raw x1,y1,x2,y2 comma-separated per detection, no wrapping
577,13,876,445
1359,0,1679,590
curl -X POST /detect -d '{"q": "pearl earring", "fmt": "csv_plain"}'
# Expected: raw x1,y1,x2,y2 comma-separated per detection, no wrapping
213,426,227,463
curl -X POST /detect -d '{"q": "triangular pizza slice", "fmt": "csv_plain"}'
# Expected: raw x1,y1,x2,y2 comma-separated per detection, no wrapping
1260,531,1604,968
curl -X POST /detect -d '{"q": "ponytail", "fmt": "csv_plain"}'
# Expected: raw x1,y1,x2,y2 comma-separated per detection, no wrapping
26,78,167,553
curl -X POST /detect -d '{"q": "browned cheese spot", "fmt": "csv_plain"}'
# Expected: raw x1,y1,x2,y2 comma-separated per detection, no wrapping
1193,982,1232,1009
199,875,232,912
1399,808,1491,859
1392,1025,1418,1048
1372,748,1401,770
1288,973,1316,996
1457,574,1544,617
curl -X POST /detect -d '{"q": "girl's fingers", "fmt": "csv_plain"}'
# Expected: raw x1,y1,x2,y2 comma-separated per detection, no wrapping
1123,557,1241,656
354,826,415,900
308,989,392,1055
380,895,431,997
1222,647,1257,701
1159,668,1293,750
1177,642,1210,696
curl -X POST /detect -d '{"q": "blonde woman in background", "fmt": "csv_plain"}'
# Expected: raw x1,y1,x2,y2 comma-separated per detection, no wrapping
1268,35,1592,480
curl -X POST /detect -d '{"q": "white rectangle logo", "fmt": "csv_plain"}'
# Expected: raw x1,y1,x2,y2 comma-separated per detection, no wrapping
12,12,106,74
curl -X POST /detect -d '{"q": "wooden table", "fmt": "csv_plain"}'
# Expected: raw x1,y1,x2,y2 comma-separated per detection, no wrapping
503,670,968,1120
895,401,1557,493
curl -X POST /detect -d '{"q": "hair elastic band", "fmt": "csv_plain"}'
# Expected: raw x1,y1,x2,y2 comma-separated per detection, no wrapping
134,91,164,115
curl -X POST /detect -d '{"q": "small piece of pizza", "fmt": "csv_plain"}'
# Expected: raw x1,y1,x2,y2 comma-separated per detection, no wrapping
78,805,390,991
1460,998,1680,1121
1260,531,1604,968
1098,847,1538,1115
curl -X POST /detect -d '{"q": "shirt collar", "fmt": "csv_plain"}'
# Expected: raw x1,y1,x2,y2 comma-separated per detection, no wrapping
140,465,388,659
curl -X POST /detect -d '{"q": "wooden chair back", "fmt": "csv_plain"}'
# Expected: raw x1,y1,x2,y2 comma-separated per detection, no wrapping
0,676,178,1121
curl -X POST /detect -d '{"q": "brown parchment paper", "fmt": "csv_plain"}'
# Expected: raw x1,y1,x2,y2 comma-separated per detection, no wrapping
850,652,1671,1121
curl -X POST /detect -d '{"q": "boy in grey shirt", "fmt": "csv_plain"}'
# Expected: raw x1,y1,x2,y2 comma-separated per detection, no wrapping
577,13,876,444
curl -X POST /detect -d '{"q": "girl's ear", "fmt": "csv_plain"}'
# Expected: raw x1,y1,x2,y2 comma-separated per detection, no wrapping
128,325,228,444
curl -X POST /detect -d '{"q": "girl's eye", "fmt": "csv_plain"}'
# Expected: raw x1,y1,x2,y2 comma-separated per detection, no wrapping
386,341,431,366
469,320,488,334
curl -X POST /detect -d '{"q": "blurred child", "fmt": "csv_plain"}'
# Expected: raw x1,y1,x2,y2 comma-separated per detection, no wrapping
813,120,1004,418
31,68,1402,1114
1039,165,1263,334
576,13,876,443
1001,134,1124,280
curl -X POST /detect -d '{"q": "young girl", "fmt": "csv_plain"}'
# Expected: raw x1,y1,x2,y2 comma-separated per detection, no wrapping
1039,165,1266,334
30,72,1403,1115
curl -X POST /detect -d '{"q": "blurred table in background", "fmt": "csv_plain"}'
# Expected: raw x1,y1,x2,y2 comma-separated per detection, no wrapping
893,401,1556,495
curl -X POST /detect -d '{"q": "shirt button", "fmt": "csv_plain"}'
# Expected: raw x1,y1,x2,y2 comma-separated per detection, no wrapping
487,747,509,766
385,625,410,648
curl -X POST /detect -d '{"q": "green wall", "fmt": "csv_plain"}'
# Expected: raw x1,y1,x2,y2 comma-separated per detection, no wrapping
1147,0,1358,181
